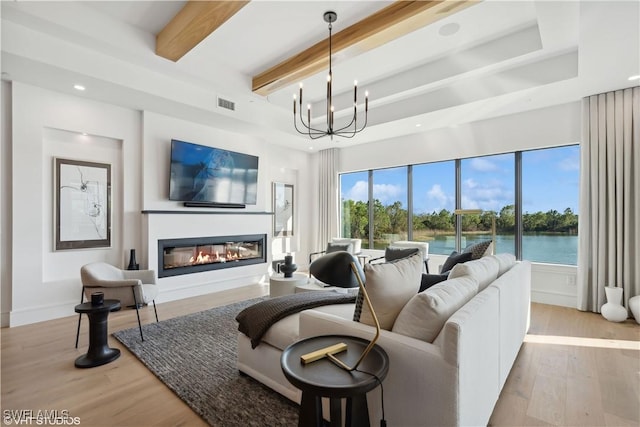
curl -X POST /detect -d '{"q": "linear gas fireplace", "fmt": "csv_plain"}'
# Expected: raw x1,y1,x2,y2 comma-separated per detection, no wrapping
158,234,267,278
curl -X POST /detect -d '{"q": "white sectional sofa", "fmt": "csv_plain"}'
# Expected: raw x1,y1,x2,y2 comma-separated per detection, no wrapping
237,253,531,427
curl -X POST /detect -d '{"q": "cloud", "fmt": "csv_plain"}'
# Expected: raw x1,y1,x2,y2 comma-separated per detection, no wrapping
343,180,368,202
557,154,580,172
373,183,403,204
462,179,513,211
469,157,499,173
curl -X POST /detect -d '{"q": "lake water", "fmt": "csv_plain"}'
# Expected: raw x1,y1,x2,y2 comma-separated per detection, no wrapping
428,234,578,265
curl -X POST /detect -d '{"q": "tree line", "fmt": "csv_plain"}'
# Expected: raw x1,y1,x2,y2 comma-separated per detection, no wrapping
341,199,578,240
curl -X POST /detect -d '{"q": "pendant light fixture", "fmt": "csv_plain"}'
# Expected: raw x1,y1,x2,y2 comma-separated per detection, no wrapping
293,11,369,140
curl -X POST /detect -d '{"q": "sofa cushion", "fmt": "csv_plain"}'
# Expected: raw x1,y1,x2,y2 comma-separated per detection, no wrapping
331,238,361,254
490,253,516,276
419,273,449,292
385,246,419,262
355,252,422,330
261,313,301,351
448,256,499,291
392,276,479,342
463,240,493,260
441,251,473,273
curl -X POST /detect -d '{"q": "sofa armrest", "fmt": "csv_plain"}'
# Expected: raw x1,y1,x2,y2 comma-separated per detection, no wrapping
299,309,459,426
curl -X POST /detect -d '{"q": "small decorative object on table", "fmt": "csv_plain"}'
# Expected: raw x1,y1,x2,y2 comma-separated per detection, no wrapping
601,286,627,322
91,292,104,306
127,249,139,270
279,255,297,278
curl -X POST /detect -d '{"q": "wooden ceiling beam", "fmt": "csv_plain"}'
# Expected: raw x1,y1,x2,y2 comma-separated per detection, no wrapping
252,0,479,96
156,1,250,62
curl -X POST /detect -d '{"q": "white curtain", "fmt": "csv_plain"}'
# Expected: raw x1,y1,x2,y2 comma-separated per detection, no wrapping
317,148,339,251
577,86,640,312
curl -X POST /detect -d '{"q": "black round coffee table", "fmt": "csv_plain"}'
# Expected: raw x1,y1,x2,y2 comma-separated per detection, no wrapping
281,334,389,427
74,299,121,368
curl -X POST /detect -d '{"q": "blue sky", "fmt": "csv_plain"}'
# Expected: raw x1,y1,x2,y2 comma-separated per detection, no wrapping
340,145,580,214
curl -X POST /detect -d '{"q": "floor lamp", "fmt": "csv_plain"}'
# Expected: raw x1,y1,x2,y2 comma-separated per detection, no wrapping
300,260,380,372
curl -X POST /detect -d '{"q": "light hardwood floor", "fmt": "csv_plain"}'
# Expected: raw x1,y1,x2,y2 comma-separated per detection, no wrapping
2,284,639,426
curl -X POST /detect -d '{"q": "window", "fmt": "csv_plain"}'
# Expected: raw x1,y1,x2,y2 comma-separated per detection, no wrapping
372,167,408,249
412,161,455,255
521,146,579,265
340,171,370,248
338,145,579,265
460,154,515,255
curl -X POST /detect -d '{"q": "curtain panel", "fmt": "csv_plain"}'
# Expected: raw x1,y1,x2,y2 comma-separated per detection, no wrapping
577,86,639,312
317,148,339,251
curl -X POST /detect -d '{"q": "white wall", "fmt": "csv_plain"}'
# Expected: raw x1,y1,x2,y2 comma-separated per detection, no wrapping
1,81,12,326
139,111,312,302
3,84,313,326
338,102,582,308
7,82,141,326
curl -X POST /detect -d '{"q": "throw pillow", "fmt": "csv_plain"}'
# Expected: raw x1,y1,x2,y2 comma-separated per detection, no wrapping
353,252,422,330
462,240,492,260
419,273,449,292
392,276,479,342
448,256,499,291
441,251,473,273
385,247,419,262
326,242,353,254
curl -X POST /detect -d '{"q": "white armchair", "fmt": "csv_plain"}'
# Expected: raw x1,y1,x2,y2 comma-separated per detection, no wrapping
76,262,159,347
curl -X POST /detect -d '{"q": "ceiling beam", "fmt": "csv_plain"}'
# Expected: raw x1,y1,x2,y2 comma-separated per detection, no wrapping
252,0,479,96
156,1,250,62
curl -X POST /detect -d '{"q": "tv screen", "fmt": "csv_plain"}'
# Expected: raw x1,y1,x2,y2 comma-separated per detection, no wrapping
169,139,258,205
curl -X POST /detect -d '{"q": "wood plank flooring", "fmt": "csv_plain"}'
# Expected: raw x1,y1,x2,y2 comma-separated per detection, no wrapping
2,284,638,426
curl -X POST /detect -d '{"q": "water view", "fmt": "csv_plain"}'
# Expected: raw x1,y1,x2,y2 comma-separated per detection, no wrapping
428,234,578,265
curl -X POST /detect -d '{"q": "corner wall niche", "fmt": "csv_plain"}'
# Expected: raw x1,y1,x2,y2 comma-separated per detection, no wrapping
158,234,267,278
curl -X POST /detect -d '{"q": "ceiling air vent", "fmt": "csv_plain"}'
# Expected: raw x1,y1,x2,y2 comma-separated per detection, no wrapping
217,97,235,112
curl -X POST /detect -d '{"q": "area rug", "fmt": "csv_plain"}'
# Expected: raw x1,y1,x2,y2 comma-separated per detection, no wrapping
113,297,299,426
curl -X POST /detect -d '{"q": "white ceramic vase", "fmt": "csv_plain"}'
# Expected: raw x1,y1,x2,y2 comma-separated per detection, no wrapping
601,286,628,322
629,295,640,325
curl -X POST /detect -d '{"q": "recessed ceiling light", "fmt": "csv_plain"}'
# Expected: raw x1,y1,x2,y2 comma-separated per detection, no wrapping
74,84,86,91
416,124,422,127
628,75,640,81
439,22,460,37
81,132,88,136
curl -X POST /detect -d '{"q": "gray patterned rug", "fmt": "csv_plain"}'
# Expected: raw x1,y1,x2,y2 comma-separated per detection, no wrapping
113,297,299,426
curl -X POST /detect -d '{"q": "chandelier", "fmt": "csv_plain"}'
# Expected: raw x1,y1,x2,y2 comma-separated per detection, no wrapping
293,11,369,140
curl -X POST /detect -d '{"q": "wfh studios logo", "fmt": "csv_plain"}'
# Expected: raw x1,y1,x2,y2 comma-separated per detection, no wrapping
3,410,80,425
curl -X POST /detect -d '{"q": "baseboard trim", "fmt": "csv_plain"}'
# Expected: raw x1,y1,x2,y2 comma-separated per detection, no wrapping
531,289,576,308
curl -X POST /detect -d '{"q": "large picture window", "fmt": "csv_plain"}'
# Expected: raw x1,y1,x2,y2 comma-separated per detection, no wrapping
460,153,515,255
340,171,370,248
339,144,579,265
522,146,579,265
412,161,455,255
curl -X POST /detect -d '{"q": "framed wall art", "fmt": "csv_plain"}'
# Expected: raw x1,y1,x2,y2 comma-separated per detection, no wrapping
54,158,111,250
273,182,294,236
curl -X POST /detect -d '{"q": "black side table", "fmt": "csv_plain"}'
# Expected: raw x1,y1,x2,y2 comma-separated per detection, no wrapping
281,335,389,427
74,299,121,368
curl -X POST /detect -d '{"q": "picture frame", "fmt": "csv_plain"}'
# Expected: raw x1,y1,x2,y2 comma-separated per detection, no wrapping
273,182,294,236
54,158,111,250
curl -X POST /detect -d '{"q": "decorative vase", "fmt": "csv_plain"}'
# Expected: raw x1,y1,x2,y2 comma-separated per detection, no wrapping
601,286,627,322
279,255,297,278
127,249,139,270
629,295,640,325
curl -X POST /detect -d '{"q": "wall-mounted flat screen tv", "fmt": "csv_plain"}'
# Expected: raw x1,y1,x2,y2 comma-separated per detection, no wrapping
169,139,258,205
